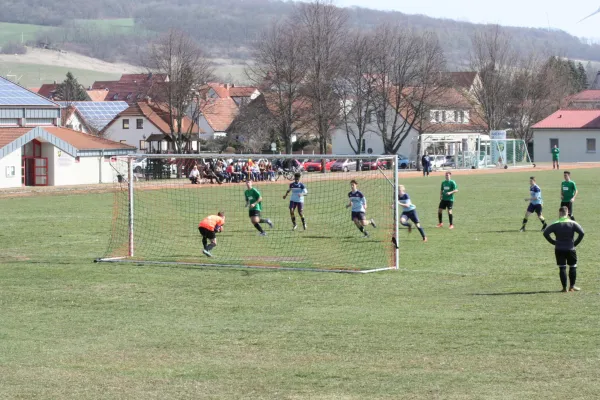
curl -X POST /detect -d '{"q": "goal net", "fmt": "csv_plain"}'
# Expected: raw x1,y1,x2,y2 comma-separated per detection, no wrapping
476,139,533,168
98,154,399,273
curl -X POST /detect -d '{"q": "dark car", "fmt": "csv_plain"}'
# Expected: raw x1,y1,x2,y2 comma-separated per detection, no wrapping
361,159,387,171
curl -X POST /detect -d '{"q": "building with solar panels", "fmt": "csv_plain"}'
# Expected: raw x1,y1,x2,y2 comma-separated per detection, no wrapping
0,77,135,189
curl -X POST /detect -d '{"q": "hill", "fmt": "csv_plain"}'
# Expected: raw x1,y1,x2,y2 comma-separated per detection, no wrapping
1,1,599,67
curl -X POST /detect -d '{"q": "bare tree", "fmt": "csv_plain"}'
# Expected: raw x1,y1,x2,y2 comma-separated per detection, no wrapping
227,95,278,153
506,55,555,143
145,29,213,154
469,25,517,131
293,0,348,154
371,25,447,155
337,30,378,158
247,22,308,154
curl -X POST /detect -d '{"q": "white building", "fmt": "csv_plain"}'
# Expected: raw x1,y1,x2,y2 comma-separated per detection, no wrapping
531,109,600,163
101,102,201,153
0,76,135,189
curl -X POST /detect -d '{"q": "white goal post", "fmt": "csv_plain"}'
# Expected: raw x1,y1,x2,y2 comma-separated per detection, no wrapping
97,154,400,273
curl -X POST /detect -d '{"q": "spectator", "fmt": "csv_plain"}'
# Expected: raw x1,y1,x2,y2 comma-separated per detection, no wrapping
189,165,200,184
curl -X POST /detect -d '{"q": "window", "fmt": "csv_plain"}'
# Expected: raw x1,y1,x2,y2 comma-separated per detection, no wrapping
586,138,596,153
139,140,148,150
459,111,465,123
454,110,458,122
122,119,129,129
549,138,559,152
441,111,446,122
434,111,440,122
137,119,143,129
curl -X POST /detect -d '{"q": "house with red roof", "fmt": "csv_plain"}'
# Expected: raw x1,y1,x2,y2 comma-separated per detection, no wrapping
564,90,600,109
101,101,202,153
0,77,135,188
198,97,239,139
531,109,600,163
91,73,169,104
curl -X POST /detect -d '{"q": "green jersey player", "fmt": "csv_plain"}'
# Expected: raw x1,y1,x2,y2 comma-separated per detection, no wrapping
437,171,458,229
245,180,273,236
560,171,578,220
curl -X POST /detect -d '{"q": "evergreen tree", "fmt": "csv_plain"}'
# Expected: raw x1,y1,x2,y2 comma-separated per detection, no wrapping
53,72,88,102
577,62,588,90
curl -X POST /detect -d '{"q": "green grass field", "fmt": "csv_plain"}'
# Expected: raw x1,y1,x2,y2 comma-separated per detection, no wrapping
0,22,55,46
72,18,136,33
0,62,122,88
1,168,599,399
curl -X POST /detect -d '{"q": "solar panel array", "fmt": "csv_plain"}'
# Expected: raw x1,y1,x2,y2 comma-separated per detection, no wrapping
58,101,129,131
0,77,57,106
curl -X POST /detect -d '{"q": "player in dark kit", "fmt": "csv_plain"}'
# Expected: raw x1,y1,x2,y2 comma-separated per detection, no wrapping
283,172,307,230
244,180,273,236
543,206,585,292
437,171,458,229
346,180,376,237
560,171,578,220
520,176,547,232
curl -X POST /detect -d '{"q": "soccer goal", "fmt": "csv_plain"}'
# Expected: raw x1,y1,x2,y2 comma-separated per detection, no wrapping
477,138,533,168
97,154,400,273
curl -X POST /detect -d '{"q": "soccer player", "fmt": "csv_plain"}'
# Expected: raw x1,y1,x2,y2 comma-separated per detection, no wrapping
551,144,560,169
436,171,458,229
346,180,376,237
560,171,578,220
283,172,307,230
198,211,225,257
244,180,273,236
543,206,585,292
398,185,427,242
519,176,547,232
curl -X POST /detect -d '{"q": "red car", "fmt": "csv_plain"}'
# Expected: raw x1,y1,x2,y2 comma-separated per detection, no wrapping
361,159,387,170
304,159,336,172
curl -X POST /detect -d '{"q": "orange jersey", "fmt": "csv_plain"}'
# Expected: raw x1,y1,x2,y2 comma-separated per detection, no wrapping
198,215,225,231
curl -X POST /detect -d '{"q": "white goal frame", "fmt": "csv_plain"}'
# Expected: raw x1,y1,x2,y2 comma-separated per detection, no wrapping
96,153,400,274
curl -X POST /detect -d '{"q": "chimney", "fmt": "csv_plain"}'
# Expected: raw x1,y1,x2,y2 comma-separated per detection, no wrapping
558,114,562,118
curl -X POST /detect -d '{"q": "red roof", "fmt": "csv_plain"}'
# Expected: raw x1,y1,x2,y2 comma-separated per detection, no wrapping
86,89,109,102
565,90,600,103
91,74,169,104
446,72,478,90
0,128,31,149
200,98,239,131
102,101,201,135
532,109,600,129
0,127,134,152
38,83,58,99
44,127,136,150
205,82,259,100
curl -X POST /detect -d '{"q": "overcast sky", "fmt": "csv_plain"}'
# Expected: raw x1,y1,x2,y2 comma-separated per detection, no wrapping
335,0,600,39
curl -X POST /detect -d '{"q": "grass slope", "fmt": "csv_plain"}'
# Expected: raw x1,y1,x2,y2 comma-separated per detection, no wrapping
1,168,599,399
0,22,55,46
0,62,122,88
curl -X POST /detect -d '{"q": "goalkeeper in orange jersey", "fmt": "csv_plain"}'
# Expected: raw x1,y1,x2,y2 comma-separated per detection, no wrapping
198,211,225,257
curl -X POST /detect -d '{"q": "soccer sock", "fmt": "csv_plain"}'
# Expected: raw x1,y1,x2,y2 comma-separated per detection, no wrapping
569,265,577,287
449,214,453,225
358,225,364,232
559,266,567,289
253,223,264,233
417,226,426,239
301,217,305,225
291,216,296,225
438,212,442,223
539,217,545,225
259,218,269,223
522,218,528,228
202,237,208,249
206,243,216,251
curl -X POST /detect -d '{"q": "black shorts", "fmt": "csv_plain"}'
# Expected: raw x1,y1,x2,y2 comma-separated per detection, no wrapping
351,211,366,221
527,203,543,215
249,209,261,218
198,227,216,240
555,249,577,266
402,210,420,224
560,201,573,215
438,200,453,210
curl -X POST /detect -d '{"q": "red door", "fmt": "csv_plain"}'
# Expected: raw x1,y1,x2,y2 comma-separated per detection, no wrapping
22,157,48,186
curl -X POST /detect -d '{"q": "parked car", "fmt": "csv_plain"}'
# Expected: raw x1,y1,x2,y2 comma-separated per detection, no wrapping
330,159,357,172
429,155,447,169
132,157,147,173
361,159,387,171
442,155,456,168
398,154,414,169
304,159,336,172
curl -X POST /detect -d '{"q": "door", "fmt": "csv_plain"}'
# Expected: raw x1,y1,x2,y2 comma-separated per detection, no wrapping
22,157,48,186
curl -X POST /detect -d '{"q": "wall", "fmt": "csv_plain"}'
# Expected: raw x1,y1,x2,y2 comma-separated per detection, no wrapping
331,118,418,159
51,148,119,186
0,148,22,188
533,129,600,162
104,116,158,151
